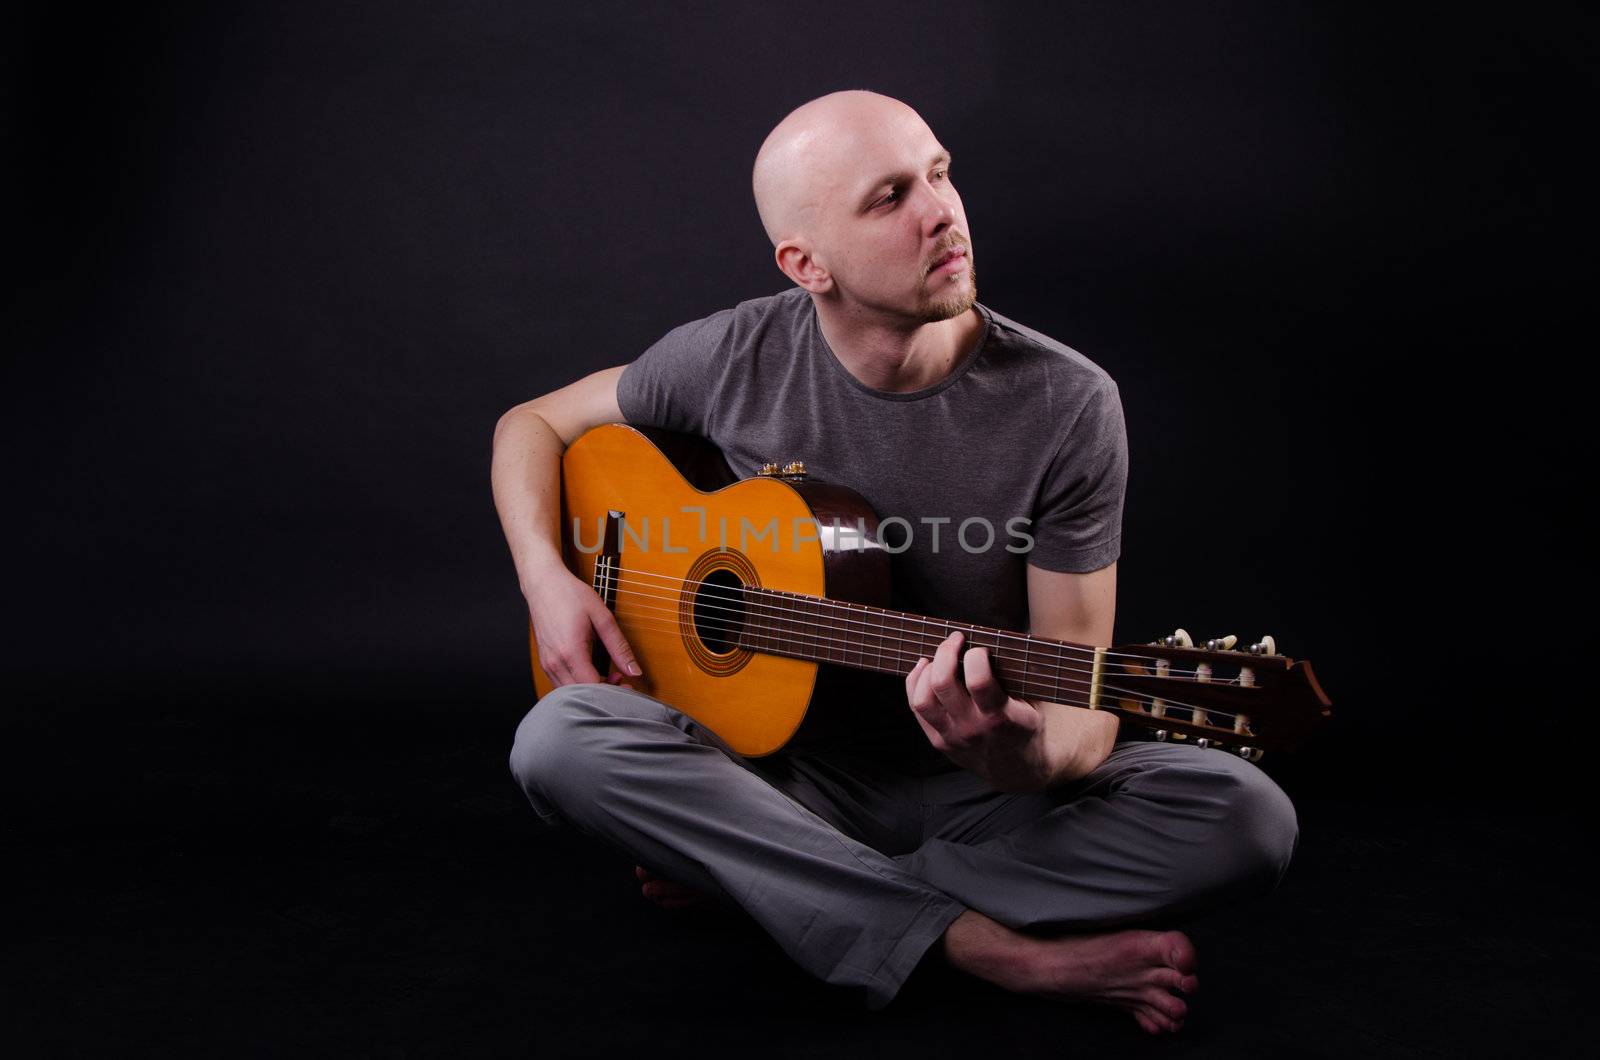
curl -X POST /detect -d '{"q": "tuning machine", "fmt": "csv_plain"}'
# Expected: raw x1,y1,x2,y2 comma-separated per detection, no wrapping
1154,628,1194,648
1247,635,1278,656
758,460,809,481
1204,635,1238,651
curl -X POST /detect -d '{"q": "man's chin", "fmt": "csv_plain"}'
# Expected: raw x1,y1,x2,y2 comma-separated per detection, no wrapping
919,275,978,323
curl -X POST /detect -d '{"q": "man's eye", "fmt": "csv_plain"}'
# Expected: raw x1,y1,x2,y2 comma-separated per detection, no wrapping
876,190,902,208
933,169,948,181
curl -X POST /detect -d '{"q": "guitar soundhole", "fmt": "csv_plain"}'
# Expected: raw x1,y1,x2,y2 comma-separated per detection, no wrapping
693,569,747,655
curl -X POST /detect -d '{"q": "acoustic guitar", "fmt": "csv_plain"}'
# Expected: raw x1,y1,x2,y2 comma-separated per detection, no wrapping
530,423,1331,760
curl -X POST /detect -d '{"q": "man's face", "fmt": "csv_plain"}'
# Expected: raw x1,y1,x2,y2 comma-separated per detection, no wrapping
811,109,976,325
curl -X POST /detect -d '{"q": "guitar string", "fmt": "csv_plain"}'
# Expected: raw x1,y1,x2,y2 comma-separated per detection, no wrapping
602,591,1249,731
604,582,1228,688
609,562,1196,668
604,582,1120,688
607,593,1240,724
598,574,1243,689
601,606,1247,736
600,580,1254,726
587,562,1264,728
603,563,1252,673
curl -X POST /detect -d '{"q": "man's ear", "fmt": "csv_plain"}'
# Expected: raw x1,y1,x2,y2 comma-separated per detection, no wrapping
775,240,833,294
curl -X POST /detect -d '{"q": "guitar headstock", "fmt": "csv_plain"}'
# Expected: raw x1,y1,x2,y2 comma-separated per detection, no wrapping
1102,629,1331,760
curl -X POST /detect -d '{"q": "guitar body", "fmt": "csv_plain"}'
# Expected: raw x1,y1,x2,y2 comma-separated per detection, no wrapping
531,423,897,756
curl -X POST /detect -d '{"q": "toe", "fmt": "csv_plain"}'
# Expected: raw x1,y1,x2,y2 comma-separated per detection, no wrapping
1139,1004,1179,1033
1149,988,1188,1022
1162,930,1199,975
1151,967,1200,995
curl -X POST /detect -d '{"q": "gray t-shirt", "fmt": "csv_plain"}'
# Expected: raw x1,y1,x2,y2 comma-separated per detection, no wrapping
616,288,1127,640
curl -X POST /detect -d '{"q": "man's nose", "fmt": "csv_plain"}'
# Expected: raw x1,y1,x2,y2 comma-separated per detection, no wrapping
914,179,957,235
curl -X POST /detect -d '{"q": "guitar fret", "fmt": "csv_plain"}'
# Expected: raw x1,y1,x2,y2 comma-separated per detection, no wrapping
776,591,792,656
862,607,876,672
879,607,896,675
752,588,769,653
792,591,813,661
973,626,993,681
863,606,877,673
810,593,827,662
837,601,852,665
983,627,1015,695
774,590,794,658
785,592,800,657
844,600,859,670
1021,633,1034,700
824,598,837,665
862,605,877,669
741,586,760,653
762,589,782,656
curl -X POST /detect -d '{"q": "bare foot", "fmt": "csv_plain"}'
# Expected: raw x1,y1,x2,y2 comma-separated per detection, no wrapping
942,910,1199,1034
634,865,712,910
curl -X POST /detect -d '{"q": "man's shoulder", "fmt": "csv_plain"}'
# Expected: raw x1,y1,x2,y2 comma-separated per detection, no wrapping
722,286,812,342
731,286,811,316
664,288,810,354
979,303,1117,393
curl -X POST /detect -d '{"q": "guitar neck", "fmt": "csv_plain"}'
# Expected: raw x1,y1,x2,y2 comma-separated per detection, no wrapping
734,587,1103,711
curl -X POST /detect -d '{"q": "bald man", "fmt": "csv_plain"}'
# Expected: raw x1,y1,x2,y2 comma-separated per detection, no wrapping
494,91,1297,1035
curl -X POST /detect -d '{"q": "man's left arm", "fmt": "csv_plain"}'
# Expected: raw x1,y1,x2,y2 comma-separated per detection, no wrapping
906,562,1121,792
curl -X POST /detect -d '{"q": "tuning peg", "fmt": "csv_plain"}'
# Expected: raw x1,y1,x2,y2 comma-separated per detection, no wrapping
1154,628,1194,648
1248,636,1278,655
1204,635,1238,651
757,463,781,477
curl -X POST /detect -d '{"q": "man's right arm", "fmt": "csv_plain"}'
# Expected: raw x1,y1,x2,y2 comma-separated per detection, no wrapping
491,365,641,686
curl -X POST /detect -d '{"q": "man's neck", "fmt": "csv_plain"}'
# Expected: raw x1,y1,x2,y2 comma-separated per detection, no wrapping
812,297,984,394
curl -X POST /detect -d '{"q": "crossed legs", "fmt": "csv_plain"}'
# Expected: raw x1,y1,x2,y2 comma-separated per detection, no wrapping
509,683,1297,1029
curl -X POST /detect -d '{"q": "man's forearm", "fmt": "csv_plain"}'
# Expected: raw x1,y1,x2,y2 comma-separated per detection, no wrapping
1030,702,1120,789
963,700,1119,795
491,404,569,588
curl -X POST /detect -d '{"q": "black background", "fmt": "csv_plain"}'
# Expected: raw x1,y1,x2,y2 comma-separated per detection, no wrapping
8,2,1591,1055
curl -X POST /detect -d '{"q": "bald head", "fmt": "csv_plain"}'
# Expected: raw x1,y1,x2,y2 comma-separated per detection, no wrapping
752,90,932,247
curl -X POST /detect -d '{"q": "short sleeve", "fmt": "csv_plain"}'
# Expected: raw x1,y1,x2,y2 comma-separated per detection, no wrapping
615,309,735,434
1025,379,1128,573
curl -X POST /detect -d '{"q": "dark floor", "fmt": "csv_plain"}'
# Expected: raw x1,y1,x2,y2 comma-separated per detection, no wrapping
8,674,1592,1057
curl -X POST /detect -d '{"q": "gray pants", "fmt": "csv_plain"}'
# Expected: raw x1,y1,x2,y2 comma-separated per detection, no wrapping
509,683,1298,1009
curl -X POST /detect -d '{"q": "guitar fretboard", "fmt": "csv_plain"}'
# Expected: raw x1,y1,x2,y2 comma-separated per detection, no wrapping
733,587,1100,709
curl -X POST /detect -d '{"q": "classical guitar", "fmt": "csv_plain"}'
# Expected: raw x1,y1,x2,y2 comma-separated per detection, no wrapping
530,423,1331,760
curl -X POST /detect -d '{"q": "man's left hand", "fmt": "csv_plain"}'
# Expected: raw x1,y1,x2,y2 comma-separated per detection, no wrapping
906,630,1049,792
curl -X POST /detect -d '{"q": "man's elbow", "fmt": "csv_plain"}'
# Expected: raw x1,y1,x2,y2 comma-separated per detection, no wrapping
493,401,548,448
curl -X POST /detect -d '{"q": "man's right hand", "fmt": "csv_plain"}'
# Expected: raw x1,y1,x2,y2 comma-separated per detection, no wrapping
492,366,633,687
525,564,642,687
